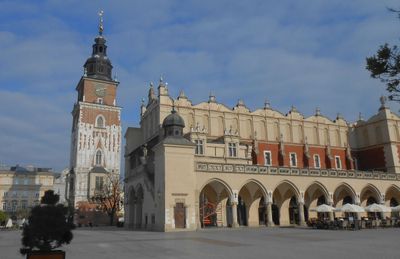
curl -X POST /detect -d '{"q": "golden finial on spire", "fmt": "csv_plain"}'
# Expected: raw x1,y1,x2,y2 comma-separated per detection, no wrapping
98,10,104,35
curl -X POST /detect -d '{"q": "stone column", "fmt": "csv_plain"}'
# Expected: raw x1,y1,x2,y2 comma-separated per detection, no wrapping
299,202,306,226
328,202,335,221
231,202,239,227
266,202,274,227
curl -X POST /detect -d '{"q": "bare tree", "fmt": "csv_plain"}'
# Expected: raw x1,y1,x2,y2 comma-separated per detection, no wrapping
91,174,123,226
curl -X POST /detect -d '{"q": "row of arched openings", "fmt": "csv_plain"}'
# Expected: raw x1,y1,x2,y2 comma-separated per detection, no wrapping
199,179,400,228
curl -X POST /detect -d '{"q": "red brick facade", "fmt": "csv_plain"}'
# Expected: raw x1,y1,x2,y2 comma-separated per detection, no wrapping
256,142,350,170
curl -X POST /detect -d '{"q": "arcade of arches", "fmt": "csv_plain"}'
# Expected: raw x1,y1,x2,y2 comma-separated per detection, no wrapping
198,178,400,228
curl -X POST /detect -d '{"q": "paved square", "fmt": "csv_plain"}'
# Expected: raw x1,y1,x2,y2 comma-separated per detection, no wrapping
1,227,399,259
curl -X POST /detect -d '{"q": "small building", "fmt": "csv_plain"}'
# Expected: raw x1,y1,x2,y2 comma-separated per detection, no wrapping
0,165,54,216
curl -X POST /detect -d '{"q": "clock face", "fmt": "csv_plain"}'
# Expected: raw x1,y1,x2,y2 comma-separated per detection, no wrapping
95,84,106,97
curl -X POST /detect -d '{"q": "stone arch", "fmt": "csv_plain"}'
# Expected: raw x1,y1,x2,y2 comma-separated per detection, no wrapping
360,184,382,206
237,179,268,227
272,180,301,226
199,178,233,228
199,178,233,197
385,185,400,207
304,181,330,221
333,182,357,207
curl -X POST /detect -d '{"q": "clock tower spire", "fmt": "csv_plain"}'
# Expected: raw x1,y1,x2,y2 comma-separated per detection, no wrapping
83,10,113,81
67,11,122,210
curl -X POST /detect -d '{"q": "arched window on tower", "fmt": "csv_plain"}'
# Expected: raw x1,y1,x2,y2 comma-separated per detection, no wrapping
96,115,105,128
96,150,102,166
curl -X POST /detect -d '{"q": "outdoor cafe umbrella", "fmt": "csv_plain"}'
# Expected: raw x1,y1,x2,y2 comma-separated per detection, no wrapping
391,205,400,212
365,203,391,213
335,203,365,213
310,204,335,213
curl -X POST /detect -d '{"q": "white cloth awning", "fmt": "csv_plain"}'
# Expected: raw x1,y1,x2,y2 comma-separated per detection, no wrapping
391,205,400,212
309,204,335,213
335,203,365,213
365,203,391,213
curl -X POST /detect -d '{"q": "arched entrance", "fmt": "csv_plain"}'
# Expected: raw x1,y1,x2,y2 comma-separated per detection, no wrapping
237,181,267,227
199,179,232,228
386,185,400,218
360,184,382,219
360,184,381,206
333,183,356,207
273,181,301,226
333,183,356,218
304,182,330,221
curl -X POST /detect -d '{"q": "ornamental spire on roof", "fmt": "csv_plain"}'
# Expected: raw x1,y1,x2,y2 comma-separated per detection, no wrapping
83,10,113,81
98,10,104,36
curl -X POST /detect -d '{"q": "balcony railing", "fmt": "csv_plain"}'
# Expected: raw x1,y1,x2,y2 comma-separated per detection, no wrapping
195,162,400,181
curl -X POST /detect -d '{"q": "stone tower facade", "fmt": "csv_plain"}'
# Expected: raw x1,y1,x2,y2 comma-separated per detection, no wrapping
67,15,121,207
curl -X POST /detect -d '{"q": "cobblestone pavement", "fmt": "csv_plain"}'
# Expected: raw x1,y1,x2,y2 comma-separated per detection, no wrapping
1,227,399,259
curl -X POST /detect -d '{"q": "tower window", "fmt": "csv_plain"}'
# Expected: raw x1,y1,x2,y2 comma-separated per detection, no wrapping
99,46,103,53
96,115,105,128
96,150,102,165
99,66,104,73
95,176,104,191
97,98,103,104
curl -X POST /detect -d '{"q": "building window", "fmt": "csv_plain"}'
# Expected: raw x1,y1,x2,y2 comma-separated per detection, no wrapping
3,192,8,198
14,178,19,185
335,156,342,169
313,154,320,168
2,202,6,211
96,150,102,165
11,200,18,212
228,143,237,157
95,176,104,191
97,98,103,104
96,115,105,128
151,214,155,224
21,200,27,209
264,151,272,166
12,191,17,198
290,153,297,167
195,139,204,155
23,179,29,185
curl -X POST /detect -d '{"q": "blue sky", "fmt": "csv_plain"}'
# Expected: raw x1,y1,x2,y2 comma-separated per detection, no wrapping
0,0,399,172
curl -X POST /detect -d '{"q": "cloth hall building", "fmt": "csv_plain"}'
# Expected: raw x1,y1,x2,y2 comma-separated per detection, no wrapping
124,81,400,231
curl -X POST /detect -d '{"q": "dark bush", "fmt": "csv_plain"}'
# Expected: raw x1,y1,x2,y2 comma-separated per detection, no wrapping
20,190,74,255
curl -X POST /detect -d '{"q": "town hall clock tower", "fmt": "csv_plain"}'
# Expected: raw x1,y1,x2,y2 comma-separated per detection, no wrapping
67,13,121,207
